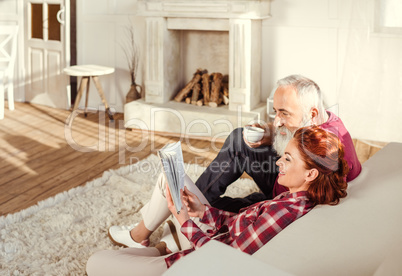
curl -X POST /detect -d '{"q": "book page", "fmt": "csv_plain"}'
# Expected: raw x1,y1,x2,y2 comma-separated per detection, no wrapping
158,141,185,213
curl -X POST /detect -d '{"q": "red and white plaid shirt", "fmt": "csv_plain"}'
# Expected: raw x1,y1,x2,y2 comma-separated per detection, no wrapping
165,191,314,268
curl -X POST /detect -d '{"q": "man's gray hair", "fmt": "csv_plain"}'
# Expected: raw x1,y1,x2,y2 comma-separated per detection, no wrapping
277,75,327,125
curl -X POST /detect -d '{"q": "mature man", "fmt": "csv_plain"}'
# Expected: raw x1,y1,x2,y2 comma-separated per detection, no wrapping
108,74,362,246
194,74,361,212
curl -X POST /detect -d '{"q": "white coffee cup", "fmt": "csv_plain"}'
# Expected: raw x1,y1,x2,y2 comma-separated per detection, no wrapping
244,126,265,143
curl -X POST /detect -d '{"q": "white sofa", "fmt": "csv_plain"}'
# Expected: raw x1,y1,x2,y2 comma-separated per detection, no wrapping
164,142,402,276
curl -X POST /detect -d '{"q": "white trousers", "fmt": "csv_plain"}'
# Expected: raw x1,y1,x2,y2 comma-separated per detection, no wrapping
86,172,211,276
86,247,169,276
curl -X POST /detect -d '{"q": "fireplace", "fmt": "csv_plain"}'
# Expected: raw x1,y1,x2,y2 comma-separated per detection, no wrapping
124,0,271,138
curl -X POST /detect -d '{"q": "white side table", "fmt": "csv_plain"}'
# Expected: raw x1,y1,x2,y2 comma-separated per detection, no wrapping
64,64,115,126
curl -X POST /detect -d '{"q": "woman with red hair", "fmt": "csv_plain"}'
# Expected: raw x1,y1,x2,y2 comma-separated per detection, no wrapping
291,126,348,206
87,126,349,276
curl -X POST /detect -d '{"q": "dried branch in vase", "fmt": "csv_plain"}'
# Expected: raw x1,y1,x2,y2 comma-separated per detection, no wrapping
121,23,142,103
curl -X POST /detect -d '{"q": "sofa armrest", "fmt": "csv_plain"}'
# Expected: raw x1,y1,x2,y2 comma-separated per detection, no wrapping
163,240,293,276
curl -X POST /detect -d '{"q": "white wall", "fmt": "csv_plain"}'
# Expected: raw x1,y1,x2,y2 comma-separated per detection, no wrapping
76,0,145,113
261,0,349,108
77,0,343,114
77,0,343,113
77,0,402,142
260,0,402,143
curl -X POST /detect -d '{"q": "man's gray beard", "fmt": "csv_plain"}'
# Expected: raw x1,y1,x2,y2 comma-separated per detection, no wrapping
272,126,294,156
273,117,311,156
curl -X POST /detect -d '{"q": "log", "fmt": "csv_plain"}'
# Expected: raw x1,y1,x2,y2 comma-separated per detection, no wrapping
209,97,223,108
185,97,191,104
222,74,229,84
222,94,229,105
174,71,202,102
218,95,223,105
201,73,210,105
209,73,223,107
191,83,201,105
223,86,229,97
196,99,203,106
222,75,229,98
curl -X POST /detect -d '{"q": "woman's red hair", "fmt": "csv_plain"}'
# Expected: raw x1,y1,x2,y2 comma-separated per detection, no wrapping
293,126,349,205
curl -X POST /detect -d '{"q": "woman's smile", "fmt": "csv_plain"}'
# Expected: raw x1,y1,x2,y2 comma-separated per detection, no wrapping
275,139,313,193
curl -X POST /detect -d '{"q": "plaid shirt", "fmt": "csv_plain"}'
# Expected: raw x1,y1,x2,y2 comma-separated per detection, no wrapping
165,191,314,268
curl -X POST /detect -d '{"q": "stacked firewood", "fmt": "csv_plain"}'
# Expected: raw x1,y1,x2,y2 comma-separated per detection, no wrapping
174,69,229,107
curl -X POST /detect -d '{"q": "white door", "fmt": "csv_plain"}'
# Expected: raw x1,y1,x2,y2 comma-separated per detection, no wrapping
24,0,70,109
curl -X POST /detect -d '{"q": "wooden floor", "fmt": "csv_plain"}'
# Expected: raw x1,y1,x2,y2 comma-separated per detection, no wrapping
0,102,388,216
0,102,224,216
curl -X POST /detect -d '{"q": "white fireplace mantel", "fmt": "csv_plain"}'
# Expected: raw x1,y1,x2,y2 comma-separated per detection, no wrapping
124,0,271,137
137,0,271,20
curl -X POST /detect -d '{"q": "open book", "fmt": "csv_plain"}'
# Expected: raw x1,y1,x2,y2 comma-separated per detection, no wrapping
157,141,185,214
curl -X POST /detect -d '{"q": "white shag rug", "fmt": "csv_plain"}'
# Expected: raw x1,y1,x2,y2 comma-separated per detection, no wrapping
0,154,258,276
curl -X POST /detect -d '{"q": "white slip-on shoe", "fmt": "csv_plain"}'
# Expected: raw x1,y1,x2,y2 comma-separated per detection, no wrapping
160,220,181,253
108,224,148,248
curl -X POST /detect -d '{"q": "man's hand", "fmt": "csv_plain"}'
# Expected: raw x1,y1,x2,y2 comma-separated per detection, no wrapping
243,123,274,148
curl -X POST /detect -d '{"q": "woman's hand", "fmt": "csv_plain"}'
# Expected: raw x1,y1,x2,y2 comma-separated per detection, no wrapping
166,184,190,226
182,186,206,219
243,123,274,148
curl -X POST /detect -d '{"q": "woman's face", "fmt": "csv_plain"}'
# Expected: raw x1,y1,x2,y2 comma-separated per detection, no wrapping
276,138,313,193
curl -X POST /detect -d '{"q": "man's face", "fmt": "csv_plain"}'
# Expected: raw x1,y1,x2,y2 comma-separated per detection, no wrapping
273,86,305,132
272,86,307,156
